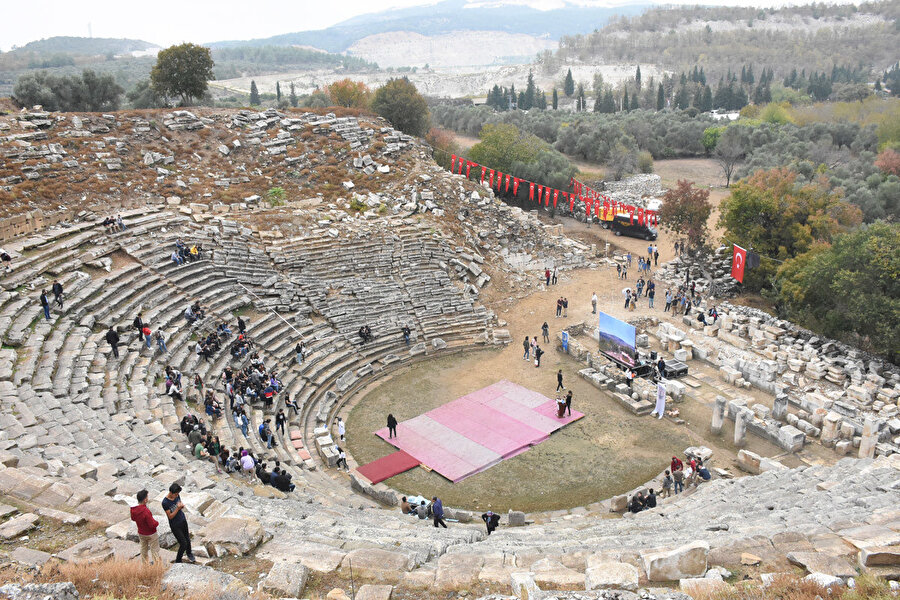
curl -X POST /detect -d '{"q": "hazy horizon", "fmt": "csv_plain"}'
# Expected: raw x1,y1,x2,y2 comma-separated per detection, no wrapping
0,0,859,52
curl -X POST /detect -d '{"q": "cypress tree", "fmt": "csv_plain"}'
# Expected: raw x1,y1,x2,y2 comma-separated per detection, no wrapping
276,81,281,103
552,88,558,110
249,80,260,105
289,82,298,107
623,88,629,111
656,83,665,110
564,69,575,97
635,65,642,90
630,92,639,111
524,70,536,110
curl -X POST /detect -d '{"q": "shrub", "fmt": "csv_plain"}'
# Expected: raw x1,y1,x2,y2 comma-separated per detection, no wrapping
638,151,654,173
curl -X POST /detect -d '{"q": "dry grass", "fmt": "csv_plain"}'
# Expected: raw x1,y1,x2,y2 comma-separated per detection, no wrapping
695,574,896,600
45,558,173,600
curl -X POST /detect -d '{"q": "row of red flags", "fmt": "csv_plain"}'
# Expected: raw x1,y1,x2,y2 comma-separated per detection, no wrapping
449,155,659,226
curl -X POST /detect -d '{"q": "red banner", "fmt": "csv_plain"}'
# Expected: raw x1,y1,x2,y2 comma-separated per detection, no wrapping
513,178,520,195
553,189,559,208
480,166,486,185
466,161,471,178
451,155,456,172
529,182,534,201
489,170,494,187
505,174,510,193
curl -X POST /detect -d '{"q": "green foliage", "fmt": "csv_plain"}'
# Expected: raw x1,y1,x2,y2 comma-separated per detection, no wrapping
552,88,558,110
702,126,722,154
125,79,165,109
656,83,665,110
759,102,794,125
564,68,575,97
210,46,376,79
718,168,863,290
150,43,214,106
371,77,429,137
638,151,654,173
777,221,899,361
13,69,123,112
266,186,286,206
249,80,260,105
658,180,712,250
468,123,544,173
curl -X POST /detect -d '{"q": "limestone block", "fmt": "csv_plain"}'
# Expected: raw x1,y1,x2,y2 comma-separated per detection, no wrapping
508,510,525,527
355,584,393,600
409,343,426,356
858,545,900,567
340,548,414,582
777,425,805,452
262,562,309,597
641,541,709,581
786,551,856,578
162,563,247,597
435,554,484,590
0,583,78,600
10,546,52,567
530,557,583,590
585,561,639,591
201,516,266,557
610,494,628,512
0,513,39,539
510,572,539,598
681,576,728,596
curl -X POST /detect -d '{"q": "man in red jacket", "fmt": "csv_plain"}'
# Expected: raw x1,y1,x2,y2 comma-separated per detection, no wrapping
131,489,160,564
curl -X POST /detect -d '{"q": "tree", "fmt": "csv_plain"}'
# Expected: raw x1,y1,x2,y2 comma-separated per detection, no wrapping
276,81,281,103
564,69,575,97
468,123,546,174
324,79,371,108
629,93,639,111
714,127,746,187
13,69,123,112
552,88,558,110
699,85,713,112
718,168,863,289
524,70,536,110
776,221,899,361
576,84,586,112
150,43,214,106
249,80,260,105
289,82,298,107
635,65,642,90
623,88,630,111
126,79,164,109
875,148,900,176
371,77,429,137
656,83,665,110
658,180,713,251
702,126,722,156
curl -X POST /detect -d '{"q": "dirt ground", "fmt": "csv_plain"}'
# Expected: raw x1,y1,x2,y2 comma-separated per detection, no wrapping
345,217,833,514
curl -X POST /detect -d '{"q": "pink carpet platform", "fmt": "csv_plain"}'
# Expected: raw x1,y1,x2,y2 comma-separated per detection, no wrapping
374,380,583,482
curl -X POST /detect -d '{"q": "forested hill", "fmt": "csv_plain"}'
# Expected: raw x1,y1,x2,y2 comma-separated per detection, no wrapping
209,0,649,53
551,0,900,79
9,36,155,55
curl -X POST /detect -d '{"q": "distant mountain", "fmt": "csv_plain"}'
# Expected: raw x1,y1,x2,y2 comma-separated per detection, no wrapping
209,0,650,53
10,36,156,56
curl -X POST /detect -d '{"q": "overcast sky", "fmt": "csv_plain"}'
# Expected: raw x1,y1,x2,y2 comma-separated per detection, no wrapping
0,0,847,51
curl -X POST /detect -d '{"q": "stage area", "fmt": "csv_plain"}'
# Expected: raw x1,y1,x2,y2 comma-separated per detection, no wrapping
373,380,583,482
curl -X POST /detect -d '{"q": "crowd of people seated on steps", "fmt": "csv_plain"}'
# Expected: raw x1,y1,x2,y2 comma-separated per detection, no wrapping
101,214,125,234
358,325,374,344
633,455,712,511
171,239,204,266
179,413,223,473
219,357,284,445
184,302,207,324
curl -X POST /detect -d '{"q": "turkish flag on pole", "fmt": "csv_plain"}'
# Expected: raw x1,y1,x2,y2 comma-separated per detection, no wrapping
537,186,543,203
466,162,471,178
451,155,456,172
568,193,575,211
480,166,486,185
627,205,635,224
489,170,494,187
553,189,559,207
505,174,511,193
529,182,535,201
513,178,520,195
731,245,747,283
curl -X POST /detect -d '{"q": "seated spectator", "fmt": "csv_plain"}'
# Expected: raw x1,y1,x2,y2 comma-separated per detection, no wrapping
416,500,429,519
273,469,295,493
645,489,657,508
255,461,271,485
184,306,197,323
171,251,183,266
629,492,645,513
401,496,412,514
284,395,299,415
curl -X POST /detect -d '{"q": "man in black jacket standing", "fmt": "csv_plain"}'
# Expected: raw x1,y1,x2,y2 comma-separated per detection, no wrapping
106,327,120,359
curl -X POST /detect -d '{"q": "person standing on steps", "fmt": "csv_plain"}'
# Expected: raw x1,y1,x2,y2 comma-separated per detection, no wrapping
106,326,120,359
143,325,153,350
565,390,573,416
337,417,345,442
162,483,196,564
541,322,549,343
133,313,144,345
275,409,286,436
431,496,447,528
336,447,348,471
522,336,530,361
626,368,634,388
556,369,564,391
155,329,167,355
51,279,64,309
131,489,160,565
40,289,51,320
387,414,398,438
591,292,598,314
482,508,500,535
237,316,246,335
